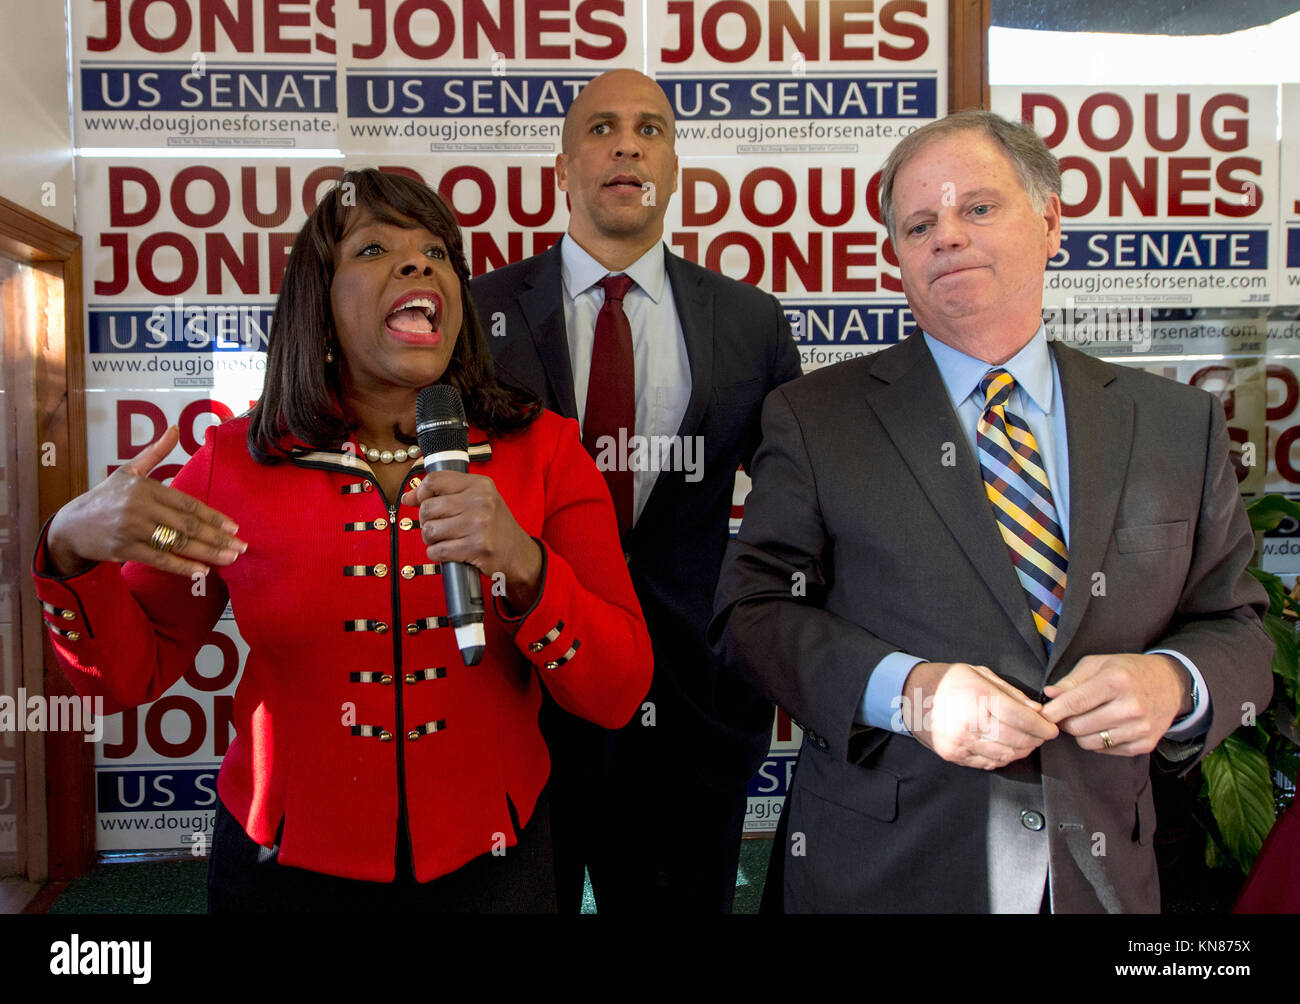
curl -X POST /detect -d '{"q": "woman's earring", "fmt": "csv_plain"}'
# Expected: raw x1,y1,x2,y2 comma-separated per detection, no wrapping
324,342,335,364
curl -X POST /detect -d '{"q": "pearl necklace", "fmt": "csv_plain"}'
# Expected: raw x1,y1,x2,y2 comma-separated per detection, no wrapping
358,443,421,465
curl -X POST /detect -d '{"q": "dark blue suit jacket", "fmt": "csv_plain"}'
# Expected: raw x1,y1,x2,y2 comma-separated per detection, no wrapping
471,240,802,785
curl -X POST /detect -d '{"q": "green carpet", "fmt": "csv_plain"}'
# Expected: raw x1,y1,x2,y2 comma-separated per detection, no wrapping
44,839,774,914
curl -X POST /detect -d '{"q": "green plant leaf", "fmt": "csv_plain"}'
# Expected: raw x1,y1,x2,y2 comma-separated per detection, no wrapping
1203,734,1277,872
1262,612,1300,686
1248,567,1291,618
1245,494,1300,533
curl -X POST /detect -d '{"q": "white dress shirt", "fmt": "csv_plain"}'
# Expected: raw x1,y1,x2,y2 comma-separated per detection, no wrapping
560,235,692,524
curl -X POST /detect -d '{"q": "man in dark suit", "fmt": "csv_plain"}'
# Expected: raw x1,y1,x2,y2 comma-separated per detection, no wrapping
709,109,1274,912
471,68,801,913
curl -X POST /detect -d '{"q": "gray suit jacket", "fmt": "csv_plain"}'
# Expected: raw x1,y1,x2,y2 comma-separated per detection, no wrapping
710,333,1274,912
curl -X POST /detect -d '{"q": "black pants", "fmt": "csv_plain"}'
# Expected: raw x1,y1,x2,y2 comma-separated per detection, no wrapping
207,793,556,914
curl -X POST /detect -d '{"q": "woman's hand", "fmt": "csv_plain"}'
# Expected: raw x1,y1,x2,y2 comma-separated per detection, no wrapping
44,426,246,578
402,472,543,612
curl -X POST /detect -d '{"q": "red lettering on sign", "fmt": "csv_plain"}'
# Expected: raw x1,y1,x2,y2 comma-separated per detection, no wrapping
740,168,797,226
1077,93,1133,153
878,0,927,60
1145,93,1189,152
440,166,496,228
771,232,821,292
681,168,729,226
704,231,764,284
243,165,293,228
828,0,873,60
172,165,230,228
574,0,624,58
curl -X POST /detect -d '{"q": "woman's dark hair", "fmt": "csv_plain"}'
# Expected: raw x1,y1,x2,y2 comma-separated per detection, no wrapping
247,168,540,462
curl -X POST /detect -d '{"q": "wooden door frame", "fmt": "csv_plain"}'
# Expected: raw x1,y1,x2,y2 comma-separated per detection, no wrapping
950,0,991,112
0,195,93,881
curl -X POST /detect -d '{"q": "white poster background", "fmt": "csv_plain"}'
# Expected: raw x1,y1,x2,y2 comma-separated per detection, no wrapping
651,0,946,156
337,0,645,156
77,157,341,394
71,0,339,149
993,85,1279,308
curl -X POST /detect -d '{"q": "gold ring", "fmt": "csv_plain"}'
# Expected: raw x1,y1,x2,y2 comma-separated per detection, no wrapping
1100,729,1113,750
150,524,180,553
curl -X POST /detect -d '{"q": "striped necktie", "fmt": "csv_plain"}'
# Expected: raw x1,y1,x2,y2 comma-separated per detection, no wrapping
976,369,1068,647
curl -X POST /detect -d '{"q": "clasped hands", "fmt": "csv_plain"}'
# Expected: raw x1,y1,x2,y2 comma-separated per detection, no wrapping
901,654,1194,770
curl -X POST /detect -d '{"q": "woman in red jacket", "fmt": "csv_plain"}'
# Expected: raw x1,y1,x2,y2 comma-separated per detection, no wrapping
33,168,652,912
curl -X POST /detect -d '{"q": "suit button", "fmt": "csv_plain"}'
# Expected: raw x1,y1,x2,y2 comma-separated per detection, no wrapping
405,673,417,684
399,518,415,530
373,563,388,578
66,632,81,641
528,641,544,653
401,565,416,579
379,730,393,742
61,610,76,620
380,674,393,685
374,622,389,634
1021,810,1045,831
407,730,420,742
544,660,559,670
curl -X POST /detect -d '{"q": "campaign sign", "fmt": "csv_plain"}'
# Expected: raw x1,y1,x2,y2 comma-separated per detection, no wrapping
661,156,910,366
1062,307,1267,360
993,86,1279,308
1258,494,1300,578
1282,85,1300,304
94,609,246,853
338,0,643,155
1118,357,1266,497
72,0,339,149
85,391,254,852
342,156,570,279
1265,316,1300,496
651,0,945,156
78,157,343,394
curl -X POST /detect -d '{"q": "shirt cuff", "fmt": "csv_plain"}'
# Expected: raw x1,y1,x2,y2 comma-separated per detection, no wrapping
1150,648,1211,740
859,651,925,734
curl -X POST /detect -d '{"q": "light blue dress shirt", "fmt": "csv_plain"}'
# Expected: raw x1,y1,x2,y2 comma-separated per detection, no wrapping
858,326,1209,739
560,235,692,525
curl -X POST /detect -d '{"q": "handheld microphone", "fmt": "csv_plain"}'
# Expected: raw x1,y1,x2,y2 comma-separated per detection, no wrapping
415,385,486,666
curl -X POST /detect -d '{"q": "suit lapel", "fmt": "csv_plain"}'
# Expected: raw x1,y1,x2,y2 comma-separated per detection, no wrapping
1046,344,1132,675
664,250,714,443
867,335,1046,665
517,243,578,419
633,251,715,535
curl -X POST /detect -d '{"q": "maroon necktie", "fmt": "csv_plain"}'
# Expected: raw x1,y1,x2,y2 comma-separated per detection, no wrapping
582,273,636,538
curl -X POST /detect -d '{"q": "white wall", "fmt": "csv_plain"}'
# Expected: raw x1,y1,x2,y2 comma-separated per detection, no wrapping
0,0,74,230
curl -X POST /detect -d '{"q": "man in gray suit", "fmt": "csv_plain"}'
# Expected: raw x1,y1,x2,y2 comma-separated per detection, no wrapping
709,109,1274,913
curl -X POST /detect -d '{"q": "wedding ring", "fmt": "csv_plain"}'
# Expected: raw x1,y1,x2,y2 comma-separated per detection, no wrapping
150,523,180,553
1099,729,1113,750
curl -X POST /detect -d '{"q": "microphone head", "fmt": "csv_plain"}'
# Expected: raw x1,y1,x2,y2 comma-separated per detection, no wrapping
415,385,469,455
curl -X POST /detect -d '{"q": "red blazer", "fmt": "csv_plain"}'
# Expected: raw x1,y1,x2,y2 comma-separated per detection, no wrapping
34,411,652,883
